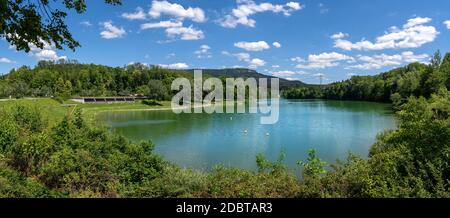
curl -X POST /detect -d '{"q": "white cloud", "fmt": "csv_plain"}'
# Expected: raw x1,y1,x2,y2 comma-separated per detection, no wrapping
223,51,265,68
26,39,53,52
287,2,302,10
248,58,266,69
290,57,305,62
158,63,189,69
0,57,15,64
12,39,67,61
234,52,251,61
140,20,202,41
330,32,348,39
195,44,212,58
80,21,92,27
401,51,430,63
122,7,146,20
165,25,204,40
100,21,126,39
234,41,270,51
444,20,450,29
295,52,354,69
149,0,205,23
271,70,306,77
35,49,67,61
272,42,282,48
334,17,439,51
219,0,303,28
403,17,432,28
346,51,429,70
318,3,329,14
272,65,280,68
140,20,183,29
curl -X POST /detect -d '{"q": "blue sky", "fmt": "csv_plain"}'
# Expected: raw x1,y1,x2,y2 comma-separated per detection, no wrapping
1,0,450,84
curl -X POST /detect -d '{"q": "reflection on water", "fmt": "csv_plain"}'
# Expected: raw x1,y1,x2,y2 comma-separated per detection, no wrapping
97,99,396,171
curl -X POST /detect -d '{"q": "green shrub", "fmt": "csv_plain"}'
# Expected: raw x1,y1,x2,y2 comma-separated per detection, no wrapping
142,99,163,106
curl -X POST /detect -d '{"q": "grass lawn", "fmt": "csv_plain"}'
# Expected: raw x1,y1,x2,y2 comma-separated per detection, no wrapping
0,98,172,126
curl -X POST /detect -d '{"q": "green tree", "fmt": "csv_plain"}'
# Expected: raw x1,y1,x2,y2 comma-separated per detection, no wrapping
1,0,122,52
147,80,170,100
298,149,327,178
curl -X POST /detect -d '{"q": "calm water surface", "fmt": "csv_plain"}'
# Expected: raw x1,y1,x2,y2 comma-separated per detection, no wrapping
97,100,396,171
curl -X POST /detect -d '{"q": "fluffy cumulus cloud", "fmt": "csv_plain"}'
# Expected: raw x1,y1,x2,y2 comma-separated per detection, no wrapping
346,51,429,70
0,57,15,64
140,20,183,29
195,45,212,58
165,25,204,40
100,21,126,39
34,49,67,61
271,70,307,78
444,20,450,29
223,51,265,68
294,52,354,69
149,0,205,23
248,58,266,69
330,32,348,39
234,41,270,51
219,0,303,28
272,42,282,48
14,39,67,61
158,62,189,69
122,7,146,20
334,17,439,51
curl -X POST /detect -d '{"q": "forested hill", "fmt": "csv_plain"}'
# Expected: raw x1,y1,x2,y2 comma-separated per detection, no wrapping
183,68,306,89
0,61,303,99
283,51,450,105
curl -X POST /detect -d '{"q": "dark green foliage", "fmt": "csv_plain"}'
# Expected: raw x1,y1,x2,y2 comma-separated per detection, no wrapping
298,149,327,178
0,61,192,98
1,0,121,52
0,103,170,197
142,99,163,106
205,165,300,198
0,163,57,198
297,90,450,198
147,80,170,100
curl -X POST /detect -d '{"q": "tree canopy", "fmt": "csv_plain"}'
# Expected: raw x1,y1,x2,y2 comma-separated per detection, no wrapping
0,0,122,52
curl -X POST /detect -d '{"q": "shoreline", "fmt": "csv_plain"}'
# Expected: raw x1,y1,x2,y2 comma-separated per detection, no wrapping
90,101,243,114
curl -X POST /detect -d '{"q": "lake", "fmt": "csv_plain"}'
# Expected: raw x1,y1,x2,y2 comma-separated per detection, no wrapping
97,100,396,171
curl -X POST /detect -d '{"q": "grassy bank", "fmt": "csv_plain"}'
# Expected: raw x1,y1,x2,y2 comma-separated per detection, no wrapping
0,98,172,126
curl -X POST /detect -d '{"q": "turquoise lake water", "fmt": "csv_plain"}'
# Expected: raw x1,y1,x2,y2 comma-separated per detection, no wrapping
97,99,396,171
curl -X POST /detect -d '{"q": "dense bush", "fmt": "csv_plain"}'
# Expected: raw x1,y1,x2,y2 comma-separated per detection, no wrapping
142,99,163,106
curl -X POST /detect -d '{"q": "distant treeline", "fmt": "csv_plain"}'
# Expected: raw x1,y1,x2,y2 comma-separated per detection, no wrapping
0,60,300,101
283,51,450,105
0,60,192,100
